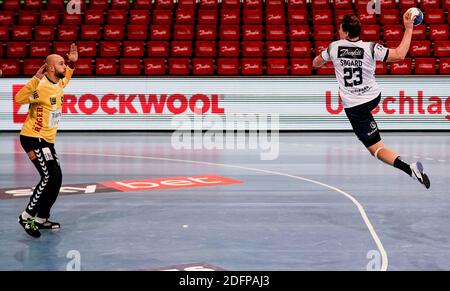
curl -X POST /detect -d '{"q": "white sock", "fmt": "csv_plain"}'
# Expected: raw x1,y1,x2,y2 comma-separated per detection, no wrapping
21,211,33,220
35,217,46,224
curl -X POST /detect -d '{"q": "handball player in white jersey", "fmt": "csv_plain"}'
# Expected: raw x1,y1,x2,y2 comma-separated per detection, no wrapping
313,13,430,189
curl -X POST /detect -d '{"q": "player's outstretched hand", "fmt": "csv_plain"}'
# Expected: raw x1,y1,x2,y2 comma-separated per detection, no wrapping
67,43,78,63
403,10,415,30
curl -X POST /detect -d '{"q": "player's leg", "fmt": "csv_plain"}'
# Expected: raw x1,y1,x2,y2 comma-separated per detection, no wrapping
35,144,62,229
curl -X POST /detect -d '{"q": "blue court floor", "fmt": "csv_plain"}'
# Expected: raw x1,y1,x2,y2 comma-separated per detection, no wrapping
0,131,448,271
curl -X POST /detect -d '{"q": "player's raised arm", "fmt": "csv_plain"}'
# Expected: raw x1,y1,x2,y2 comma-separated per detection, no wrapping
15,64,46,104
386,10,415,62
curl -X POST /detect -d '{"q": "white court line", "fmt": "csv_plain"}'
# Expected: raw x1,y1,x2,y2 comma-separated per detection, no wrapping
66,151,389,271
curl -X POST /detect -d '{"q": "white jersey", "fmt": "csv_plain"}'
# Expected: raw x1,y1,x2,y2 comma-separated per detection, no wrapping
321,39,389,108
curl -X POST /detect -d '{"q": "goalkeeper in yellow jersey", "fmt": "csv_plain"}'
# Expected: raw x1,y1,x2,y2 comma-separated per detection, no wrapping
15,44,78,238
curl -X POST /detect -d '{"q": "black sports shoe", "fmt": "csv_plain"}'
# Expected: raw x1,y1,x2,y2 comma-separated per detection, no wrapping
35,219,60,230
410,161,431,189
18,215,41,238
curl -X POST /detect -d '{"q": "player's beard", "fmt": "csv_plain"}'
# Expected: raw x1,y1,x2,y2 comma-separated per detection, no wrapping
56,71,65,79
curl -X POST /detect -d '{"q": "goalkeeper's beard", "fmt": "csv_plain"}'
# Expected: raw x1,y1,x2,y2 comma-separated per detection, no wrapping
56,71,65,79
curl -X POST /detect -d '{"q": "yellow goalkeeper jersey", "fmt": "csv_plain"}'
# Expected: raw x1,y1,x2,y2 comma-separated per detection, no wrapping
15,68,74,144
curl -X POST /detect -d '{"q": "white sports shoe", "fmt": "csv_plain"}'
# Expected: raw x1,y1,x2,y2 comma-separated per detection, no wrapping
410,161,431,189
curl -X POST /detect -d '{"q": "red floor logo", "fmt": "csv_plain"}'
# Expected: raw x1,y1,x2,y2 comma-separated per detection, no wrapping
0,175,242,199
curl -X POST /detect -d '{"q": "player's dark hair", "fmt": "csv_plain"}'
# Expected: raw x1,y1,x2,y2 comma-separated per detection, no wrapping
341,15,361,38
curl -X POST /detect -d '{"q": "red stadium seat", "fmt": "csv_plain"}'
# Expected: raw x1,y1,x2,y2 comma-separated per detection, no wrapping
46,0,67,10
198,10,218,24
150,25,171,41
414,58,436,74
111,0,130,9
90,0,108,9
84,10,105,25
30,41,51,57
220,25,240,40
243,25,263,41
424,9,445,24
127,25,148,40
7,42,27,58
444,0,450,9
155,0,174,9
13,26,32,41
174,25,194,40
380,0,396,9
390,58,412,74
434,41,450,57
316,62,335,75
100,41,121,57
376,61,387,75
358,11,377,24
429,24,449,40
311,0,330,9
193,58,215,75
266,0,285,8
266,41,287,57
34,26,55,41
421,0,439,10
380,10,400,24
129,10,150,24
153,10,173,25
179,0,196,7
2,0,20,10
19,11,38,25
23,59,43,75
171,41,193,57
411,25,426,40
196,25,217,40
244,0,262,9
266,9,285,25
144,58,166,75
241,58,263,75
175,9,195,24
75,59,94,75
81,25,101,40
53,41,71,55
267,58,289,74
289,25,310,41
123,41,145,57
439,58,450,74
39,10,60,25
222,0,240,8
133,0,152,9
195,41,216,57
104,25,124,40
243,9,263,24
58,25,78,41
221,9,240,25
0,59,21,75
200,0,218,9
62,12,82,25
315,41,332,55
288,9,308,24
266,25,287,40
410,40,431,57
108,10,128,24
96,58,117,75
399,0,417,9
290,41,311,57
287,0,307,9
120,58,141,75
314,25,335,41
312,10,332,25
361,25,380,40
242,41,263,57
0,11,15,25
383,25,403,41
76,41,97,57
290,58,312,75
169,58,190,75
0,43,3,57
334,0,352,9
217,58,239,75
219,41,239,57
147,41,169,57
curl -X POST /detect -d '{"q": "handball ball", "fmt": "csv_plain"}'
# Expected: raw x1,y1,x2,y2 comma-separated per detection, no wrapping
405,7,424,26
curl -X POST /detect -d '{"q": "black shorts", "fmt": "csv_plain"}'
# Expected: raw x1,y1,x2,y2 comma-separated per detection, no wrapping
344,94,382,148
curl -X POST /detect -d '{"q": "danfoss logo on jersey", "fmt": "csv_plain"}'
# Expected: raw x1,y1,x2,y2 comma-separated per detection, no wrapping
325,90,450,121
13,84,224,123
